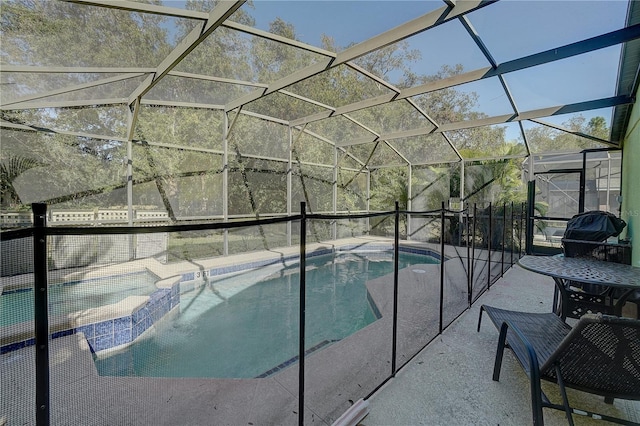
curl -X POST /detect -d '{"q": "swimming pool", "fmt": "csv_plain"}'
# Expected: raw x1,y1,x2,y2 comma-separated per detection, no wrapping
0,272,159,327
95,251,438,379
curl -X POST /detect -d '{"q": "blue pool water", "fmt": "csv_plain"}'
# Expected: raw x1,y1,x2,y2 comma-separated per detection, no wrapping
0,272,159,327
95,251,438,379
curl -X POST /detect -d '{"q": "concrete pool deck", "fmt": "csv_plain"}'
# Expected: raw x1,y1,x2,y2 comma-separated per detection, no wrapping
361,264,640,426
2,238,638,425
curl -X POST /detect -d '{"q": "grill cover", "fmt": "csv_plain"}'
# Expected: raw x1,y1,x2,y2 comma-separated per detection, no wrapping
563,211,626,242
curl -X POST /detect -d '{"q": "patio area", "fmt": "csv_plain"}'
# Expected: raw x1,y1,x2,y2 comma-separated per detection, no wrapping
362,264,640,426
3,250,637,425
2,1,640,425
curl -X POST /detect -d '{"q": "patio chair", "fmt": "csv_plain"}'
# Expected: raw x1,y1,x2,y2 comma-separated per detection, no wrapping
477,305,640,426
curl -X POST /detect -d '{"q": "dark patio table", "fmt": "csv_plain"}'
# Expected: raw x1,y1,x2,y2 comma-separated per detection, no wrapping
518,255,640,320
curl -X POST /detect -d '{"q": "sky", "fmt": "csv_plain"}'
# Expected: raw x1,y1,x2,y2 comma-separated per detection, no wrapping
240,0,629,140
156,0,630,142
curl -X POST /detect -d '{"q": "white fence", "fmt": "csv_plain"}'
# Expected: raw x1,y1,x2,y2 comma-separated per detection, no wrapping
0,209,169,228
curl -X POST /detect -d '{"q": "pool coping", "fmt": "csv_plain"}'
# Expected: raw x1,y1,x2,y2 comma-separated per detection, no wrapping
1,277,181,353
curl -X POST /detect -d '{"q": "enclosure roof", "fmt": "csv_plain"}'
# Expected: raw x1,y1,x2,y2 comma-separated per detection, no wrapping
1,0,639,168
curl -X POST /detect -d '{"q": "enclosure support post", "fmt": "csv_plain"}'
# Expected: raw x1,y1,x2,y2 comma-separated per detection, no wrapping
606,154,611,213
407,165,412,239
298,202,306,426
392,201,400,375
287,126,293,246
33,203,50,426
332,145,338,240
579,152,587,213
471,204,477,298
526,181,535,254
127,138,135,260
439,202,445,334
460,160,465,211
366,170,371,233
520,202,525,258
223,112,230,255
501,203,506,277
487,202,492,289
125,99,138,260
510,202,515,266
467,209,471,307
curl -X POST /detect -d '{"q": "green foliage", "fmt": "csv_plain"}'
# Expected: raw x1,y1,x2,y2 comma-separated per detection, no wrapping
370,168,408,211
0,154,45,208
1,0,172,68
0,3,611,223
526,115,610,153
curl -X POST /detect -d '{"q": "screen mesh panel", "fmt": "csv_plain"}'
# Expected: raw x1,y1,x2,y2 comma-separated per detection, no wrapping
135,106,225,151
411,164,454,211
441,213,470,328
337,169,367,212
3,106,129,138
291,164,333,213
1,236,35,425
0,72,145,105
227,221,288,255
396,212,442,370
228,113,289,159
167,229,224,263
228,157,288,216
304,221,393,424
464,159,526,207
2,129,127,207
336,217,369,239
291,130,335,164
132,145,224,219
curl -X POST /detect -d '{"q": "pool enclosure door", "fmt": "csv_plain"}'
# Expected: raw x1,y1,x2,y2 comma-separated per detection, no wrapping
530,169,585,255
525,149,623,255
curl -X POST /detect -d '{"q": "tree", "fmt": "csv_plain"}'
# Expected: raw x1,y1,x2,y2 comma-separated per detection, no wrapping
1,3,609,229
525,115,611,153
0,154,44,208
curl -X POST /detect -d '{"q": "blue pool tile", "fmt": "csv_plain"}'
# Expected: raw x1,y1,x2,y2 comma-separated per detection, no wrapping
133,307,148,324
114,329,132,346
150,308,163,322
114,317,132,332
182,272,195,282
160,303,170,315
94,335,114,351
2,287,32,295
51,329,73,339
75,324,95,339
156,293,169,306
170,297,179,309
132,322,143,339
134,318,149,336
146,300,159,313
95,320,114,337
1,341,26,354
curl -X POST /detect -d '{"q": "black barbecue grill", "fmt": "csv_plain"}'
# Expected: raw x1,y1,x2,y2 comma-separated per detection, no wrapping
562,211,630,264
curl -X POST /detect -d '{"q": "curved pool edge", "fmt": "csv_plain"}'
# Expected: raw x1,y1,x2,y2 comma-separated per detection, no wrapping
2,240,441,356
